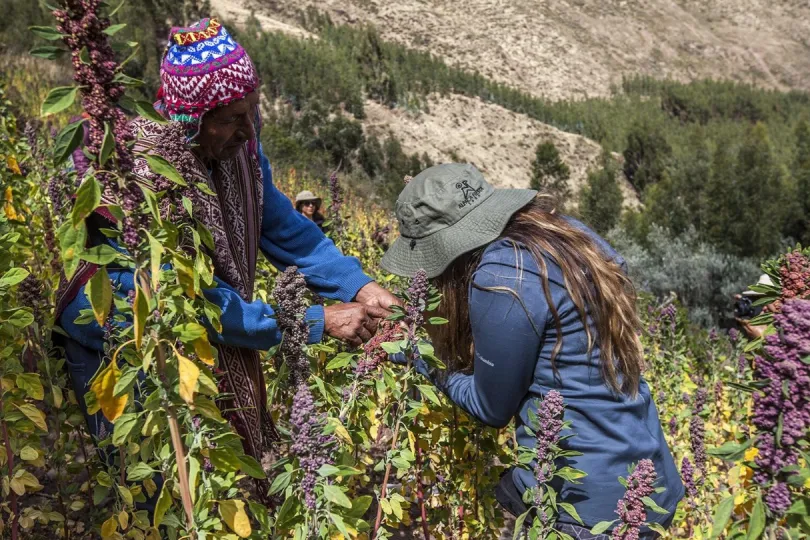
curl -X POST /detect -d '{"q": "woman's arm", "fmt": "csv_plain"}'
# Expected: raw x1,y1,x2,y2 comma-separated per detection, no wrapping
257,147,372,302
400,243,548,428
59,269,325,351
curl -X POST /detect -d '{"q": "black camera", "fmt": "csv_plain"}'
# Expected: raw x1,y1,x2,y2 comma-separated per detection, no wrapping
734,296,762,319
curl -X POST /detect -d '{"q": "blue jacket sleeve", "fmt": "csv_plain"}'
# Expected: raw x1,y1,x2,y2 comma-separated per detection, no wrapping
257,146,372,303
60,270,324,352
400,243,547,428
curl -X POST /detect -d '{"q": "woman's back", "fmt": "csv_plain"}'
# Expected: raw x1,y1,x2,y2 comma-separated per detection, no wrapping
473,222,683,529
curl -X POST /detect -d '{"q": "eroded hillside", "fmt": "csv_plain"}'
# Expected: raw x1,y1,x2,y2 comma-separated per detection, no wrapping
209,0,809,203
362,94,639,208
244,0,810,101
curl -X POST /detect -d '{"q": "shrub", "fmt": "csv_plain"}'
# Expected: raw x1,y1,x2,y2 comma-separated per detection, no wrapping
607,225,760,325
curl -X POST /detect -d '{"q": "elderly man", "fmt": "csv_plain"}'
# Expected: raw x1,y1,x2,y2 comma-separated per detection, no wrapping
56,18,397,461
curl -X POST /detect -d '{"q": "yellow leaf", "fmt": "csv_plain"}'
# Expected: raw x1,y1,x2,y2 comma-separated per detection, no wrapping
178,353,200,404
9,478,25,496
87,266,113,327
13,470,41,492
153,482,172,528
14,403,47,431
192,337,215,366
331,420,352,446
118,510,128,530
101,515,118,538
143,478,157,498
20,446,38,461
4,202,18,221
6,156,21,175
380,498,392,515
118,484,133,506
52,386,63,408
174,255,196,298
90,361,128,422
218,500,251,538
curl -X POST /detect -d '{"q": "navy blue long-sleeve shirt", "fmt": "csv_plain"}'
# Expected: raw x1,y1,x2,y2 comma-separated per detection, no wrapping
405,219,684,530
60,144,372,351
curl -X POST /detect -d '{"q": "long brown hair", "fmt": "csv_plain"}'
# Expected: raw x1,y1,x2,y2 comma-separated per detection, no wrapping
430,195,644,397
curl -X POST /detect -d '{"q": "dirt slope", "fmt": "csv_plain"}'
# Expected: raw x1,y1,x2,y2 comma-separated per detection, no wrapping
247,0,810,101
210,0,808,204
363,94,639,208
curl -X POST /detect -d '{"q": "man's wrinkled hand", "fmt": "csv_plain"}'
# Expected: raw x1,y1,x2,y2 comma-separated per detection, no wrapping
355,281,401,313
324,303,390,347
736,317,766,340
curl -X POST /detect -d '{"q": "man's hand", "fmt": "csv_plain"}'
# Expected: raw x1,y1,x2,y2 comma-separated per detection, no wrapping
736,318,766,340
355,281,401,312
324,303,389,347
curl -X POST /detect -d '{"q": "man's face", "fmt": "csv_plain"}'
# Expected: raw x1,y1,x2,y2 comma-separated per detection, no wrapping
195,91,259,162
300,201,317,218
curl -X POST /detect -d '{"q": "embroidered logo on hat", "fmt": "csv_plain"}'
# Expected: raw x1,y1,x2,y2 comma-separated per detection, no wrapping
456,179,484,209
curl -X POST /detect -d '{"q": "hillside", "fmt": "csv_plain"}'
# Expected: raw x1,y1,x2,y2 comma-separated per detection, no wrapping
361,94,640,208
243,0,810,101
212,0,645,202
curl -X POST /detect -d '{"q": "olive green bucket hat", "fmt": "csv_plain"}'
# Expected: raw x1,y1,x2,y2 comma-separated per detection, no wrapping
381,163,537,278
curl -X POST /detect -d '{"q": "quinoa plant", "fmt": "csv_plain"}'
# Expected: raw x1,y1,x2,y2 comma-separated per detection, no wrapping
512,390,588,540
590,460,669,539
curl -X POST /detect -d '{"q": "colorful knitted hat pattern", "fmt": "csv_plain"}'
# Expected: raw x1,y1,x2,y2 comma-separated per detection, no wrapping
155,18,259,139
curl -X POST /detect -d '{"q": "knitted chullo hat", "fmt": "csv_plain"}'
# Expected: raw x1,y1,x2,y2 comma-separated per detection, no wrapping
154,17,260,139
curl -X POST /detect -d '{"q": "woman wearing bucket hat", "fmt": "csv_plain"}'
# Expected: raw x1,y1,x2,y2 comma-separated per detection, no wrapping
295,190,326,230
381,163,683,538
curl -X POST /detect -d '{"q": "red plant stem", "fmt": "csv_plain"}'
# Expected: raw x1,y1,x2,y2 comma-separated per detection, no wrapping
372,417,402,536
408,384,430,540
138,274,195,534
23,346,35,373
457,497,464,537
0,392,19,540
415,441,430,540
75,425,94,499
120,445,126,485
451,407,463,537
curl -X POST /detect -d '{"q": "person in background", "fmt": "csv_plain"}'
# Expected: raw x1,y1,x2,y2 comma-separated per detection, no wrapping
734,274,774,339
381,163,683,538
295,190,326,230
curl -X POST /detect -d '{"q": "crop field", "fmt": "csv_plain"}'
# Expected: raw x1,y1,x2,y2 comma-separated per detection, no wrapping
0,1,808,539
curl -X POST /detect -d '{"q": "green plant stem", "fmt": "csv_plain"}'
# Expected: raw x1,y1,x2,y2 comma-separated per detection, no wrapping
74,425,95,502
